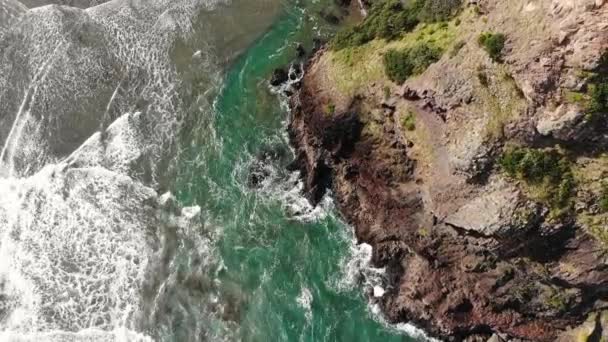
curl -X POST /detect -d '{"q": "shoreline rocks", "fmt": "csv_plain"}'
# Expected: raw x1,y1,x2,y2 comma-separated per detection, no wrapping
285,1,608,339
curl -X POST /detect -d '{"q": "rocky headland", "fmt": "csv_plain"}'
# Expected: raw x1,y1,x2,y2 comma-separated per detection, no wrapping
285,0,608,340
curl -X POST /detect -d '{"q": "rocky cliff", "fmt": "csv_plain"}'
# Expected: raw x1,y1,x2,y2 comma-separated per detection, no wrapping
288,0,608,340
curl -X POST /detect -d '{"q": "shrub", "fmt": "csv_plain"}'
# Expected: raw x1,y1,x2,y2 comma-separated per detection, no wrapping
330,0,463,50
588,82,608,117
384,49,413,84
564,52,608,125
499,147,575,209
478,32,506,62
600,182,608,212
383,86,391,99
330,0,420,50
418,0,462,22
325,103,336,115
402,111,416,130
477,70,489,86
383,44,442,84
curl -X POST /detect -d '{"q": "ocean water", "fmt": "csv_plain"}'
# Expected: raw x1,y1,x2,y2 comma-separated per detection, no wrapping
0,0,428,341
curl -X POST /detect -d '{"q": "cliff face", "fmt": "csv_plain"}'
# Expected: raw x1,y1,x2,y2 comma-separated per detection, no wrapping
288,0,608,340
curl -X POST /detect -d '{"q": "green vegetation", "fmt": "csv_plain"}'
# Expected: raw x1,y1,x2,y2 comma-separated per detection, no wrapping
564,52,608,123
477,69,489,87
500,147,575,211
587,73,608,123
331,0,420,50
325,103,336,115
600,182,608,212
402,111,416,130
478,32,506,62
383,85,391,99
418,0,463,23
383,44,442,84
330,0,462,50
545,288,569,312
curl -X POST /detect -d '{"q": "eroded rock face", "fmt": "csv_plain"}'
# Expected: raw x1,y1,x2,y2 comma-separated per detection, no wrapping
288,0,608,340
444,179,541,237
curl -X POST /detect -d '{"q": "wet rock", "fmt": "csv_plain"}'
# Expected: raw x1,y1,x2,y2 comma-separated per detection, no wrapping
312,38,324,53
333,0,351,7
247,164,271,188
296,44,306,58
270,68,289,86
320,10,340,25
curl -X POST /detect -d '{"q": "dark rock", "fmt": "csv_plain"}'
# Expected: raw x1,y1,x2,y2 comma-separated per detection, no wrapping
320,10,340,25
334,0,351,7
247,162,270,188
270,68,288,86
312,38,324,53
296,44,306,58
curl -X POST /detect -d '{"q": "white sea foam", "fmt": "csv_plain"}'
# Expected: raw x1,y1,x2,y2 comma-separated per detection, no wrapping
296,287,313,322
337,239,440,342
0,326,154,342
0,0,229,338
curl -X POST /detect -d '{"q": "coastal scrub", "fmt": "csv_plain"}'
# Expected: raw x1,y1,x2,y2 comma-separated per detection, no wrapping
478,32,506,62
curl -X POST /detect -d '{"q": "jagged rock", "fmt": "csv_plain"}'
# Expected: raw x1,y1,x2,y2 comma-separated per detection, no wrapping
320,10,340,25
288,0,608,340
444,180,538,237
270,68,289,86
536,104,589,141
296,43,306,58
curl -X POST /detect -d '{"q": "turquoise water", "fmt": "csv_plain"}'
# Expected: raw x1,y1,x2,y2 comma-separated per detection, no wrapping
173,2,420,341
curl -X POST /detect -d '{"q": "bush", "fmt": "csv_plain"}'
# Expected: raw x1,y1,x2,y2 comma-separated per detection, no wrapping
564,52,608,124
477,70,489,86
383,44,442,84
402,111,416,130
478,32,506,62
331,0,420,50
499,147,575,209
418,0,462,23
600,182,608,212
330,0,463,50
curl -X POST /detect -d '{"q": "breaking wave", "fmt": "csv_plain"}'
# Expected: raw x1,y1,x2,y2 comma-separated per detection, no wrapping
0,0,279,340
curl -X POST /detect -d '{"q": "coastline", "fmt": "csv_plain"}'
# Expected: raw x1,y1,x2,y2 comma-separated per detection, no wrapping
285,1,608,340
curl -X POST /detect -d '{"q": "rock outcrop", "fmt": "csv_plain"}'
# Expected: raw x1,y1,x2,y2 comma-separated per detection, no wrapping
288,0,608,340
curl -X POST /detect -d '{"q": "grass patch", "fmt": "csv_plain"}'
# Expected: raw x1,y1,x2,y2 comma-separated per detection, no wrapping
325,17,458,97
580,213,608,246
325,103,336,116
500,147,575,212
383,43,442,84
478,32,506,62
564,90,589,105
545,288,569,312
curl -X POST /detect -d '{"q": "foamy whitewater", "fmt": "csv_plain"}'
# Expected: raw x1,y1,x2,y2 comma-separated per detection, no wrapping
0,0,279,340
0,0,437,340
